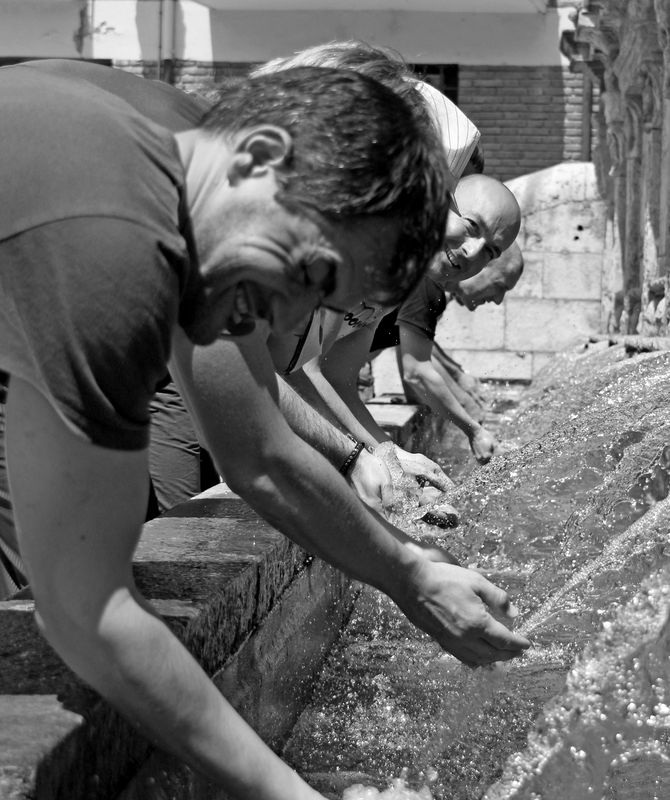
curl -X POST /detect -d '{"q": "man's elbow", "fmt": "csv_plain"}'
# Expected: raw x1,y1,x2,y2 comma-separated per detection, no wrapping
223,446,292,509
402,364,431,392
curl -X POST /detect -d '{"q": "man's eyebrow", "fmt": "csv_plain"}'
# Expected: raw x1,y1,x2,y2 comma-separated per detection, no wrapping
470,213,503,258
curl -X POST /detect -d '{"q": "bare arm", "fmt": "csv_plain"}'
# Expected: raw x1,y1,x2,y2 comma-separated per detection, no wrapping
399,325,498,464
276,374,394,514
311,326,453,490
6,376,322,800
305,325,389,445
170,326,530,664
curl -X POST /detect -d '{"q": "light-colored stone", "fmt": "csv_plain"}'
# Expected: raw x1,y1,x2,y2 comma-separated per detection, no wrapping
515,250,544,298
542,252,604,299
435,303,506,350
523,202,606,254
507,162,596,212
531,351,560,375
505,297,601,351
448,348,533,380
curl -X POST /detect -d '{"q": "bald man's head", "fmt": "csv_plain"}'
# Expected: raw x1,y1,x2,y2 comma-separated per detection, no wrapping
452,241,524,310
429,174,521,291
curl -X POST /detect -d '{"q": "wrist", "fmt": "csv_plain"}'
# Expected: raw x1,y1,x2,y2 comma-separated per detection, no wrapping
339,433,374,476
339,440,364,476
466,421,483,439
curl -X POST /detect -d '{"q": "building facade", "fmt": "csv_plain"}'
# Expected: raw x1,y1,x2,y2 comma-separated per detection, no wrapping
2,1,618,381
562,0,670,337
4,1,590,182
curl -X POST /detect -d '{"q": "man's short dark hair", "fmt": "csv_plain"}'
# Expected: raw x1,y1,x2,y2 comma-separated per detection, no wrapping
250,40,428,123
199,66,450,306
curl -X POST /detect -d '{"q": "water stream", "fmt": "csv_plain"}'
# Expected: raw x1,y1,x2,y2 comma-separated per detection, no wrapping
281,342,670,799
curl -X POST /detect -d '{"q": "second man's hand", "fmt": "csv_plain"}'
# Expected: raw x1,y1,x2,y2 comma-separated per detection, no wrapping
392,445,454,491
391,558,531,666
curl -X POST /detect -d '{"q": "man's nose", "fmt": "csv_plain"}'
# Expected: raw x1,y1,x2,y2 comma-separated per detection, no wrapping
463,238,488,270
494,292,505,305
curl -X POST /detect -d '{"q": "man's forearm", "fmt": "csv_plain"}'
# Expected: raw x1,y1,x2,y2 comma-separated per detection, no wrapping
41,590,320,800
171,331,414,592
6,375,322,800
277,374,354,463
405,366,480,438
303,360,390,446
226,435,420,594
171,331,530,666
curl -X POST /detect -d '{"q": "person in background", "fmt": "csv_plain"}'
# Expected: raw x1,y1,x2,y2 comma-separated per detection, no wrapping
0,59,530,800
257,43,484,497
371,242,524,465
300,174,521,475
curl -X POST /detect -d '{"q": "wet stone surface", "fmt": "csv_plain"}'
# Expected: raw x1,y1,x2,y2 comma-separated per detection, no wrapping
283,342,670,799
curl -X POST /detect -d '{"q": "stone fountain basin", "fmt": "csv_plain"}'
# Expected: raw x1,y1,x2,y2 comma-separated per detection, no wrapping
0,484,357,800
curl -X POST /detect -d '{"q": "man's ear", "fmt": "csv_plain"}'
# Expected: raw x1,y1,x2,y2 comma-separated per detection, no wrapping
227,125,293,184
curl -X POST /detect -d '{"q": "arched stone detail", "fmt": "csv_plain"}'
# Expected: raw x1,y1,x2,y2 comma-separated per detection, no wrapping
641,64,664,130
654,0,670,96
602,76,626,175
624,94,644,158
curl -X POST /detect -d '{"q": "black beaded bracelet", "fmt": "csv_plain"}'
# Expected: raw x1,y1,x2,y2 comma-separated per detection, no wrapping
339,440,365,476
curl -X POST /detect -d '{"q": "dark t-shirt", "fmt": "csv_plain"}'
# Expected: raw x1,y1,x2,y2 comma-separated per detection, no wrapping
370,277,446,351
0,61,208,449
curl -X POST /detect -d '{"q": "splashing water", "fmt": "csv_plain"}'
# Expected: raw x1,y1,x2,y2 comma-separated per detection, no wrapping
343,770,434,800
282,342,670,799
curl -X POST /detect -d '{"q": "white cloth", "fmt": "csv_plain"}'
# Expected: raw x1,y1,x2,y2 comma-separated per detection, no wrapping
414,80,481,181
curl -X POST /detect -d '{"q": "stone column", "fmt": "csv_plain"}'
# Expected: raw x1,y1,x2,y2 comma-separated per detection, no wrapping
655,0,670,329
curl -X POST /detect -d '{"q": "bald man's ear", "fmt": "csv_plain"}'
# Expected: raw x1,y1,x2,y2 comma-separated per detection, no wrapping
227,125,293,184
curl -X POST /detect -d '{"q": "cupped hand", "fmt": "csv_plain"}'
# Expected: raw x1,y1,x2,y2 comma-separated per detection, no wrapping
469,426,498,465
393,559,531,666
349,448,395,515
393,446,454,491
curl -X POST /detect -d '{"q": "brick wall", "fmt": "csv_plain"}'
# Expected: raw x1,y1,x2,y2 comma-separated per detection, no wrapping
114,61,595,183
113,60,253,100
459,65,590,182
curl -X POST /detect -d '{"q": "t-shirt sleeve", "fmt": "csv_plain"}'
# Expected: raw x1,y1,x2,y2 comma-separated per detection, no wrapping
395,279,446,341
0,217,186,450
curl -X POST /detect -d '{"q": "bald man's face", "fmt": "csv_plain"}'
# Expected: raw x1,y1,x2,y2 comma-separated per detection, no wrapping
453,260,521,310
428,176,520,292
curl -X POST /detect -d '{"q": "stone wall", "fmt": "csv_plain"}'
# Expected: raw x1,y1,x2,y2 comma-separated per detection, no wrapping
563,0,670,336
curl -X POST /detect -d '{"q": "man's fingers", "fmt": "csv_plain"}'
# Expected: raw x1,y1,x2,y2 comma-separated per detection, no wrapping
424,469,454,492
439,635,525,667
480,615,531,651
476,577,516,618
379,480,395,513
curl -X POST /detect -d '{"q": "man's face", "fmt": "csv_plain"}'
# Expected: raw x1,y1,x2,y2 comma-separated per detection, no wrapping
452,263,519,311
428,177,520,292
183,168,400,345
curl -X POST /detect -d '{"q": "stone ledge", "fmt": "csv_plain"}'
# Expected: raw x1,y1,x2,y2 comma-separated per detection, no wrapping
0,405,423,799
0,486,354,800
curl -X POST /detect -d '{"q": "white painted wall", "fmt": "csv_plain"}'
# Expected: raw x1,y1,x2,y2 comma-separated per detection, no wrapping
1,1,572,66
